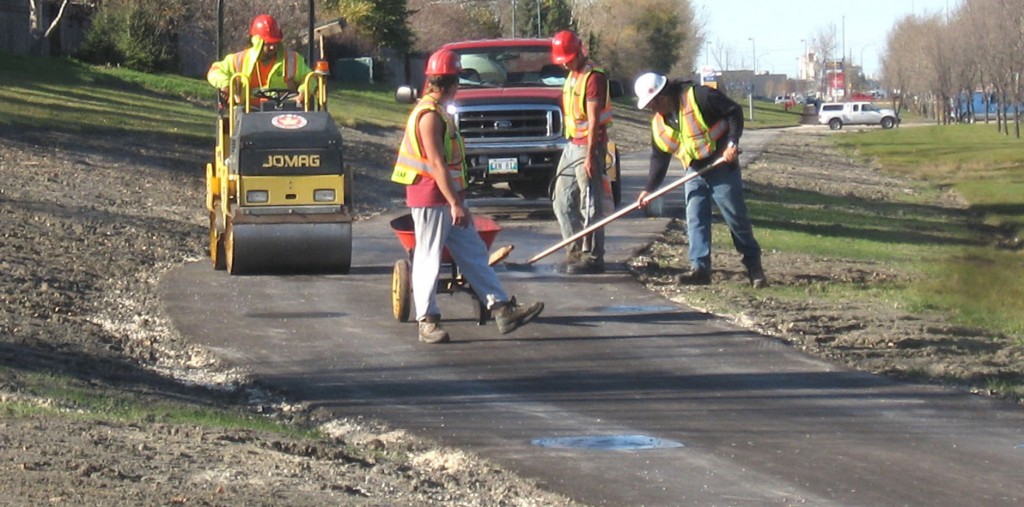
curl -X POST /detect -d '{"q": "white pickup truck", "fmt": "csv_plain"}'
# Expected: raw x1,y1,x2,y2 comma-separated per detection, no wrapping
818,101,900,130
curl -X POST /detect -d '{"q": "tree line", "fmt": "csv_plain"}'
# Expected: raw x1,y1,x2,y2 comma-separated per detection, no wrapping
880,0,1024,136
63,0,701,86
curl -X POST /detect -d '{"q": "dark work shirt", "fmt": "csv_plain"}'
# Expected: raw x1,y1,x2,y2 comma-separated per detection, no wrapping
645,84,744,192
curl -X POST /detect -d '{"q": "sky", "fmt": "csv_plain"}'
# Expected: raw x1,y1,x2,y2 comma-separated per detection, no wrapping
693,0,958,79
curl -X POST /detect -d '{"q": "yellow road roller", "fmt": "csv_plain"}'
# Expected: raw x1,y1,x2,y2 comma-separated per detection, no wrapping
206,0,352,274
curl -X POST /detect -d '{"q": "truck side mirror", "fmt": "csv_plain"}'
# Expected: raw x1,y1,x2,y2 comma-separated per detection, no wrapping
609,80,624,99
395,85,419,104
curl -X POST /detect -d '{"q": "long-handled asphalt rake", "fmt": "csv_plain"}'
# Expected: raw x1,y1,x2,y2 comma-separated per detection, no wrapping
517,156,729,267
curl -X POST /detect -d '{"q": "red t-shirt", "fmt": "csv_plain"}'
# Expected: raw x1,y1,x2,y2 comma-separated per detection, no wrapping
405,109,459,208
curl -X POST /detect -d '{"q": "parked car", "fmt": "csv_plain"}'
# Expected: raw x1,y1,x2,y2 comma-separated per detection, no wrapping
817,101,900,130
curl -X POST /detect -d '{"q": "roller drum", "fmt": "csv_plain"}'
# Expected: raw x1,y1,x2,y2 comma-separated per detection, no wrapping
227,221,352,274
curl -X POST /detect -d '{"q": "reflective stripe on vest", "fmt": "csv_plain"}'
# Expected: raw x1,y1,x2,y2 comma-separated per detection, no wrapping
391,96,467,190
651,87,728,166
561,62,613,140
232,48,297,91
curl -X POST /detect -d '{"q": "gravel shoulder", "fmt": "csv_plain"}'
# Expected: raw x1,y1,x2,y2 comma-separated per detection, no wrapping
1,106,1021,504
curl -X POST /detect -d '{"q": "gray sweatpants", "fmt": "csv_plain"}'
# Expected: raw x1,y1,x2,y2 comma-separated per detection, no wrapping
411,206,509,321
552,142,607,259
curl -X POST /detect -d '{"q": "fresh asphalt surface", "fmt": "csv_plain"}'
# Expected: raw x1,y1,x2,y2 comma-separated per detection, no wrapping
161,129,1024,506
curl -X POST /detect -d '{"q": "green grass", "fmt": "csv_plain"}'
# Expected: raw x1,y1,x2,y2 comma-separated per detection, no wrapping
756,124,1024,335
329,82,411,128
0,51,408,140
742,100,806,129
2,368,311,436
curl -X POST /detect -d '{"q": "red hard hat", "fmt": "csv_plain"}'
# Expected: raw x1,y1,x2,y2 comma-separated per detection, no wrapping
551,30,583,65
425,49,461,76
250,14,283,44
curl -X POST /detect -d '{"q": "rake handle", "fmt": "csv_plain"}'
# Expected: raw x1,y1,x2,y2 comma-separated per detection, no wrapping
525,157,727,265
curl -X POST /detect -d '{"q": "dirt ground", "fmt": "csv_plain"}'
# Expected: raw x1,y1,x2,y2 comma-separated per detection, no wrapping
1,102,1021,505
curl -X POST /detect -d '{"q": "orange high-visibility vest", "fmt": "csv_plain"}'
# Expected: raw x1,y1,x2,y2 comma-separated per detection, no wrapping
561,62,613,140
392,96,467,190
207,42,314,102
652,86,728,166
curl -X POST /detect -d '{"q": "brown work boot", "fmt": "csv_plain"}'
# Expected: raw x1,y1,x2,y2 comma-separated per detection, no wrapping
556,250,583,273
493,297,544,335
747,264,769,289
565,254,605,275
418,316,450,344
674,267,711,285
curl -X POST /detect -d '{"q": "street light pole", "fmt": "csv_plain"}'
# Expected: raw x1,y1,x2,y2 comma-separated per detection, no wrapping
800,39,807,80
705,41,711,66
842,15,847,98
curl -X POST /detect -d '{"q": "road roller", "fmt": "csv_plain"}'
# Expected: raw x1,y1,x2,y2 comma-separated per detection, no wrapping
206,0,352,274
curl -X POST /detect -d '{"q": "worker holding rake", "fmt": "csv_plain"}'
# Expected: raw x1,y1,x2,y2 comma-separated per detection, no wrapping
634,72,768,288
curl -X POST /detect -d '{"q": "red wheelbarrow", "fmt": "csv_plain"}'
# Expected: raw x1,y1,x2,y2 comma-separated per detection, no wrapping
389,213,513,325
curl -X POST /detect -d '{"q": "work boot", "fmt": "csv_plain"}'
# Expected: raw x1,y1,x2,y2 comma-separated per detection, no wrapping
674,267,711,286
747,263,769,289
565,254,605,275
493,297,544,335
418,316,450,344
556,250,583,274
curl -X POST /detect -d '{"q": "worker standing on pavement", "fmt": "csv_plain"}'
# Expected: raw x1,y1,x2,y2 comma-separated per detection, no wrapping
550,30,614,275
633,72,768,288
207,14,315,108
391,49,544,344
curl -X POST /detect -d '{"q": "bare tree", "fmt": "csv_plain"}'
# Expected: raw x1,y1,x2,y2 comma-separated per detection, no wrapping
588,0,697,82
808,25,838,98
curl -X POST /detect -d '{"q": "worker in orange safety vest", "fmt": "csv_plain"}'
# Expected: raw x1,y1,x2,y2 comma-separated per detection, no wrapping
391,49,544,344
206,14,315,108
550,29,613,275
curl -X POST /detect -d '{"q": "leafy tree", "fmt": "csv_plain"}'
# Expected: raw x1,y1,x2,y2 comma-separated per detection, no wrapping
77,0,179,72
324,0,413,53
515,0,574,38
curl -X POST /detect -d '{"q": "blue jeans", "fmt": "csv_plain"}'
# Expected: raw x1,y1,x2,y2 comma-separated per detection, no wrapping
684,161,761,271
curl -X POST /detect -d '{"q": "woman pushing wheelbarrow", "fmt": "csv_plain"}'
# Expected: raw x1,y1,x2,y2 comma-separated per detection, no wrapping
390,49,543,344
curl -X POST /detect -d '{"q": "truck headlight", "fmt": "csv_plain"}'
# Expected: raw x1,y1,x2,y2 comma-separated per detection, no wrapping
246,190,269,203
314,189,336,202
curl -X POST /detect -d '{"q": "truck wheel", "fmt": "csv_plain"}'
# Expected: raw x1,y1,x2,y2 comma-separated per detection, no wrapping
829,118,843,130
881,117,895,129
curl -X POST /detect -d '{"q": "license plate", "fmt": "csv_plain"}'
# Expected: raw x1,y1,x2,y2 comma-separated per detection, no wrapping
488,157,519,175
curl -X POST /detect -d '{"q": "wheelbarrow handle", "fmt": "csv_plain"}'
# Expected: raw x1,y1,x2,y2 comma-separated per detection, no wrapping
525,157,728,265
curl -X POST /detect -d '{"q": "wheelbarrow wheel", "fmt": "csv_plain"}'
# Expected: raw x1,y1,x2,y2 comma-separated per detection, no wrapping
392,259,412,322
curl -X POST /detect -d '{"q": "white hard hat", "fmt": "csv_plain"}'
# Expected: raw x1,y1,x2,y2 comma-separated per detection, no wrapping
634,72,667,109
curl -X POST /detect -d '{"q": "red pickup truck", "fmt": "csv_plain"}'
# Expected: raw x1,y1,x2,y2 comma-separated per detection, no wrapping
398,38,622,204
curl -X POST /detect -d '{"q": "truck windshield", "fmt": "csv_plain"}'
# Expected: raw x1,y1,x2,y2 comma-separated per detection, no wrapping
453,46,565,88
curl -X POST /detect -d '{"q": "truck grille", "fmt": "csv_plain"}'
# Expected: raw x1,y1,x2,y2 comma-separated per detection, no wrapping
455,104,562,141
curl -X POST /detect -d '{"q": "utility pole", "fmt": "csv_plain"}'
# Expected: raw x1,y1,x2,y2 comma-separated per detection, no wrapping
512,0,517,38
536,0,541,37
749,37,756,121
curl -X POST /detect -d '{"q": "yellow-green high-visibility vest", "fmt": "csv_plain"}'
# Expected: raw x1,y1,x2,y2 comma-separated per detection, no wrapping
651,86,728,166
